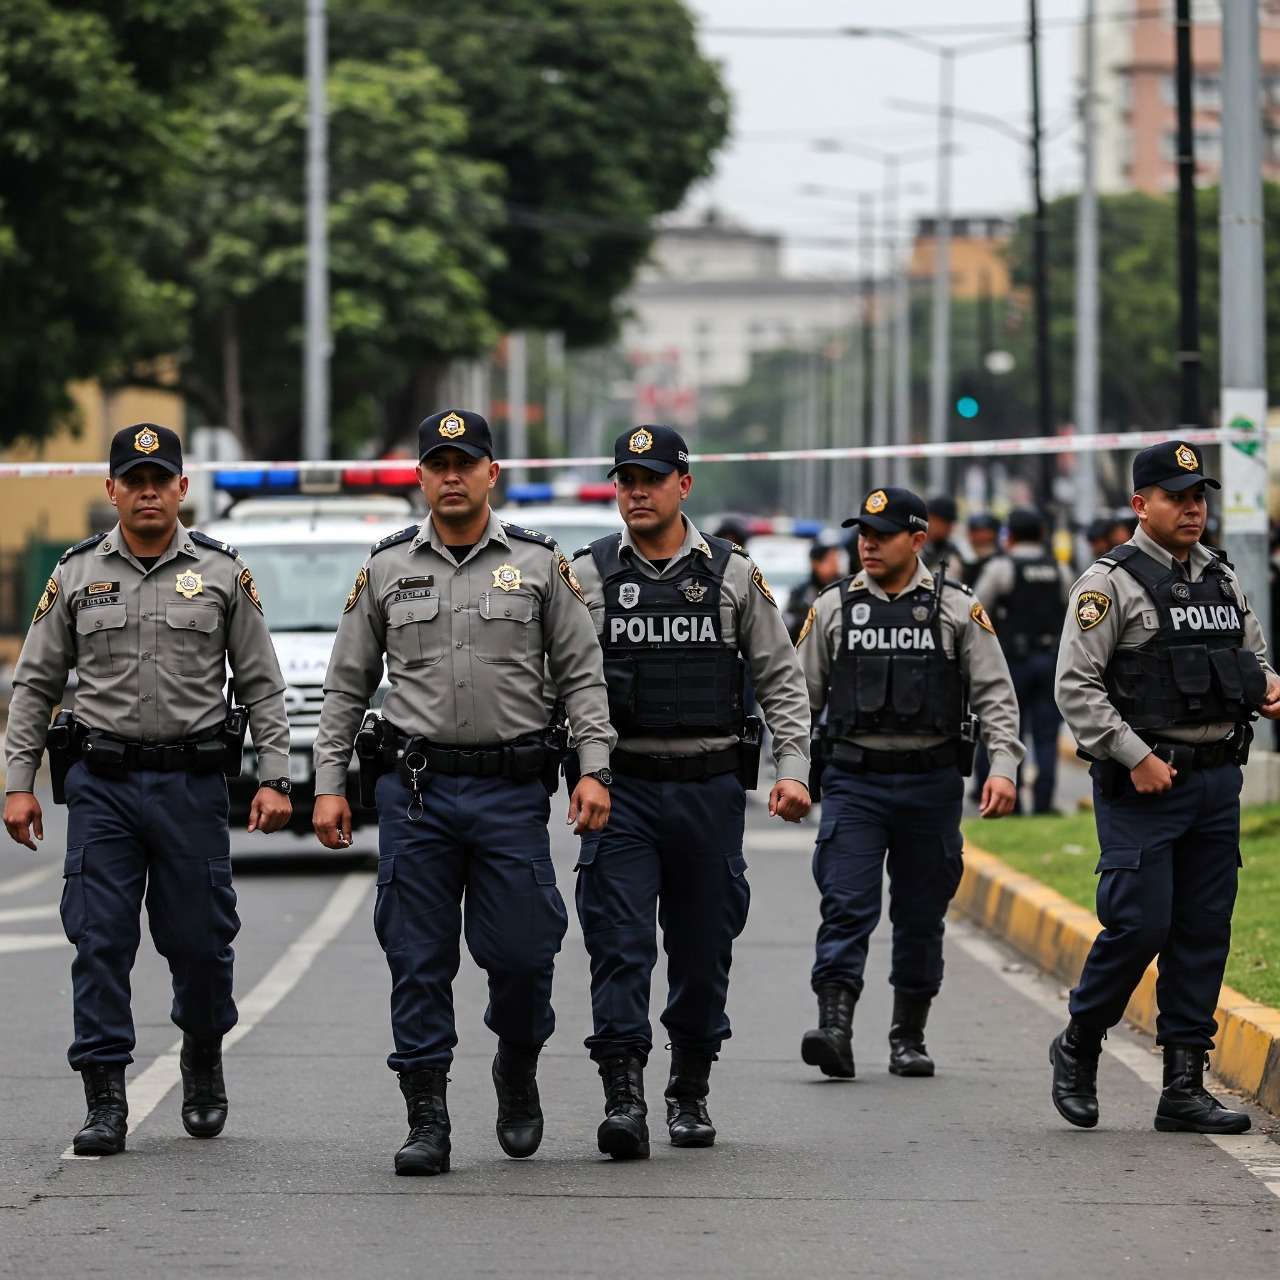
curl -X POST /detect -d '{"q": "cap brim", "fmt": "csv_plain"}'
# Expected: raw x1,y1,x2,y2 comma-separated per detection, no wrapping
607,459,678,478
112,456,180,476
842,514,904,533
1157,472,1221,493
420,441,490,461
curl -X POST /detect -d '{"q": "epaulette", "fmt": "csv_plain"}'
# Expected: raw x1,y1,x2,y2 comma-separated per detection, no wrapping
190,530,238,558
370,525,419,557
819,575,852,599
58,532,107,563
729,542,751,559
940,576,974,596
572,545,592,561
502,522,557,550
1208,545,1236,570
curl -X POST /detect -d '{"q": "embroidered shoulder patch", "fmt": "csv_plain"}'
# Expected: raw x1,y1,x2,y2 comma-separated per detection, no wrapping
239,568,264,613
796,605,816,647
969,601,995,634
344,566,369,614
751,565,777,606
557,554,585,603
32,576,59,624
1076,589,1111,631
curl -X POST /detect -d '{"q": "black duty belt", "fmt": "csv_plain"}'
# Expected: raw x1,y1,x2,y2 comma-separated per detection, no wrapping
80,727,226,775
828,740,960,775
389,727,552,783
1142,733,1249,770
612,744,741,782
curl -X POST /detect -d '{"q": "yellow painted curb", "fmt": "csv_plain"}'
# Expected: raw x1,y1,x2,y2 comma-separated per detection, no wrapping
957,841,1280,1115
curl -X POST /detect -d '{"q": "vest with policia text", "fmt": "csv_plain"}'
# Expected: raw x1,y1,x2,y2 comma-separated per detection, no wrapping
1101,544,1267,731
585,533,746,736
824,572,965,739
992,552,1066,658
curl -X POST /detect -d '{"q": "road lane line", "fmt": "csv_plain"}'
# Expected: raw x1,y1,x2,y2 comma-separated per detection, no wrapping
948,918,1280,1202
0,904,60,924
60,870,373,1160
0,933,68,954
0,865,57,897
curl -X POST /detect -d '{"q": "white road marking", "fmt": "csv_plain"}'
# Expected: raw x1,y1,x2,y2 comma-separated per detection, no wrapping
948,917,1280,1202
60,870,373,1160
0,933,68,954
0,865,57,897
0,904,60,924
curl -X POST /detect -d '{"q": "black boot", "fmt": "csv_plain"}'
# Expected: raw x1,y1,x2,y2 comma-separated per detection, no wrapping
73,1065,128,1156
1049,1020,1102,1129
1154,1046,1250,1135
492,1044,543,1159
180,1034,228,1138
665,1048,716,1148
596,1054,649,1161
888,992,935,1078
800,983,857,1079
395,1068,451,1176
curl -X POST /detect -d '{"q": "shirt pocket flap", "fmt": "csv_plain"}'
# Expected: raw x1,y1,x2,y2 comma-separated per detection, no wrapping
387,596,440,628
164,603,220,634
75,603,126,634
480,592,535,624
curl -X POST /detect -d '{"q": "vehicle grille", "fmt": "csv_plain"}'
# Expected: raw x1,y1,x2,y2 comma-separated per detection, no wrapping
286,684,326,729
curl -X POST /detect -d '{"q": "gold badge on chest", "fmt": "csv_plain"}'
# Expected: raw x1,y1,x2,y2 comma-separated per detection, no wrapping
175,570,204,599
492,563,522,592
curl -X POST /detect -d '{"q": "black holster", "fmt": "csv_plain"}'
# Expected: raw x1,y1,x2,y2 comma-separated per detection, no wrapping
543,702,569,797
737,716,763,791
220,704,249,779
355,712,394,809
957,713,980,778
808,733,826,804
45,710,82,805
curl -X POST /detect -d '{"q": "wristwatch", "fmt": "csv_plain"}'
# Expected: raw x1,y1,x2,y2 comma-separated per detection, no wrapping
260,777,292,795
584,768,613,788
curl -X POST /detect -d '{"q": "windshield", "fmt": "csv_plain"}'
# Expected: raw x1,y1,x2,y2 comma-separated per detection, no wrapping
518,521,621,552
246,543,371,631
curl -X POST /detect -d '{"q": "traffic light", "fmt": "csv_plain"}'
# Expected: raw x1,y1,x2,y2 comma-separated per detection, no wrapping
956,395,980,420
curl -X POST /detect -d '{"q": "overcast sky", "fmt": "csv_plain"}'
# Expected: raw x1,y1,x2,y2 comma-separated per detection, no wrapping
686,0,1083,275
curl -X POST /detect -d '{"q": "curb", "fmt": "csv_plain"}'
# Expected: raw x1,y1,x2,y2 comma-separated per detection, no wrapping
955,841,1280,1116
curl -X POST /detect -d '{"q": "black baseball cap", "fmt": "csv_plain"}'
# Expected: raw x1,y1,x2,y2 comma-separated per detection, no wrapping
1006,507,1046,540
967,513,1000,533
927,494,958,523
843,486,930,535
1132,439,1220,493
109,424,182,477
607,425,690,477
418,409,494,461
1084,516,1115,542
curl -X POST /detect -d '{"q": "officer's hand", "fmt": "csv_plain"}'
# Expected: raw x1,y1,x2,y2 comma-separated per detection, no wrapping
1260,674,1280,721
979,776,1017,818
248,787,292,835
1130,752,1176,794
2,792,43,852
568,779,610,835
769,779,811,823
313,794,353,849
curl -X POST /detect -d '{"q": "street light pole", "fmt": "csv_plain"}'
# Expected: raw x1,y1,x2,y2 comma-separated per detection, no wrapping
927,47,955,496
1073,0,1100,532
1174,0,1202,427
303,0,330,461
1029,0,1054,506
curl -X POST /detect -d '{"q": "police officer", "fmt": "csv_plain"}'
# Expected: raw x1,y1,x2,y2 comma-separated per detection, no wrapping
311,409,614,1177
961,513,1000,589
2,425,292,1156
798,486,1022,1080
1050,441,1280,1133
784,533,846,644
973,508,1073,814
922,494,965,580
566,425,811,1160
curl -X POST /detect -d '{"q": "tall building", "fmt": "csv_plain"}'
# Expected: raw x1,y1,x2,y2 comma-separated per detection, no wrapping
1093,0,1280,194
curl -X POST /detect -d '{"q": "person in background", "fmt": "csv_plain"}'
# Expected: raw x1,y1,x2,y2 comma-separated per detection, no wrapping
922,495,966,581
784,533,846,644
962,514,1001,589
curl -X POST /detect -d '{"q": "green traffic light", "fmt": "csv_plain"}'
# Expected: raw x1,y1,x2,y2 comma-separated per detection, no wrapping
956,395,980,419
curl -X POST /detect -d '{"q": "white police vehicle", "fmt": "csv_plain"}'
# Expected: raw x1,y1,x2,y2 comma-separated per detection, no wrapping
494,481,623,554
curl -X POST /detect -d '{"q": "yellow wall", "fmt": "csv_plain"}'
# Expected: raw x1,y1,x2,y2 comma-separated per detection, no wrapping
911,235,1011,300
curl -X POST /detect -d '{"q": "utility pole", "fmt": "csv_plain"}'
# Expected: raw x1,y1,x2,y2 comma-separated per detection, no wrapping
302,0,330,460
507,332,527,484
1029,0,1054,506
1174,0,1201,426
927,48,956,496
1220,0,1270,648
890,169,912,490
871,192,892,479
1073,0,1100,531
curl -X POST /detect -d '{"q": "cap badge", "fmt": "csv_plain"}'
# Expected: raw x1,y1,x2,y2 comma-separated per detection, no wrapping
1076,589,1111,631
850,601,871,626
1171,580,1191,601
133,428,160,455
1175,444,1198,472
175,570,204,600
492,563,522,592
618,582,640,609
438,412,466,440
865,490,888,514
628,428,654,454
680,580,708,604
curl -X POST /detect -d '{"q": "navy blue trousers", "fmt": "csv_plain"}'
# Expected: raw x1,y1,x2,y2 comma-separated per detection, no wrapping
373,771,568,1073
1069,763,1241,1049
60,760,239,1070
810,765,965,999
574,771,750,1063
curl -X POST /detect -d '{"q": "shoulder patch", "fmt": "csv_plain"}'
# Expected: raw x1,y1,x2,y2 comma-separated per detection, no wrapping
344,566,369,613
58,532,106,564
190,530,238,557
370,525,419,557
32,576,60,623
238,567,264,613
502,522,557,551
556,553,586,603
969,601,996,634
796,605,817,647
751,564,777,606
1075,589,1111,631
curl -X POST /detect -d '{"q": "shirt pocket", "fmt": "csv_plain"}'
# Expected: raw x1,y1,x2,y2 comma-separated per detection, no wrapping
163,602,224,676
477,591,538,664
74,603,127,676
386,595,444,667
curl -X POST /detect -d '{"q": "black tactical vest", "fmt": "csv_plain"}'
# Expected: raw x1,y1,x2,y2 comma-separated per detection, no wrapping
992,551,1066,658
1102,544,1267,730
825,574,965,739
587,534,745,736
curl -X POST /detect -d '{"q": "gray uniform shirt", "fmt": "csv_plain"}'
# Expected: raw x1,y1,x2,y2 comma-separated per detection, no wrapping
313,509,614,796
569,516,811,785
798,556,1025,782
972,543,1075,609
4,520,290,793
1055,525,1275,769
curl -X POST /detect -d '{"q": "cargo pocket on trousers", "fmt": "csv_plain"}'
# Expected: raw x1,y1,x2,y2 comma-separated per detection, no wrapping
573,837,599,872
60,846,86,943
532,857,558,887
373,855,403,950
1094,844,1142,874
726,852,748,878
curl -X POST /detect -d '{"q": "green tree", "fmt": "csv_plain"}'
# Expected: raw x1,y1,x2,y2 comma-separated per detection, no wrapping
0,0,242,446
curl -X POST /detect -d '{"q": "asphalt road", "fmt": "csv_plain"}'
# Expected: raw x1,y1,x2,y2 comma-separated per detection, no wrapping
0,771,1276,1279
